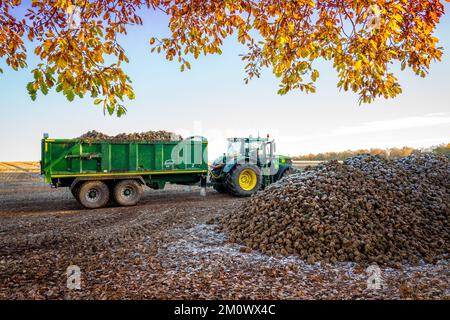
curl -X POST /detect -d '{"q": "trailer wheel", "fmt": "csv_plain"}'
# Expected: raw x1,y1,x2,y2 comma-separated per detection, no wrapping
113,180,143,206
77,181,110,209
70,185,81,203
227,164,262,197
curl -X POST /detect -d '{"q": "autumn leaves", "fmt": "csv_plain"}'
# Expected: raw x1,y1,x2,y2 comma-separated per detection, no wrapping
0,1,446,115
150,0,444,104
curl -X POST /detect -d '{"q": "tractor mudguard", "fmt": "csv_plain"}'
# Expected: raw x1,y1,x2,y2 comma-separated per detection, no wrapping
275,165,290,181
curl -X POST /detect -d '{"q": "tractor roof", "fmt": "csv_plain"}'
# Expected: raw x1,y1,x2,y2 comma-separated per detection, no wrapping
227,137,270,143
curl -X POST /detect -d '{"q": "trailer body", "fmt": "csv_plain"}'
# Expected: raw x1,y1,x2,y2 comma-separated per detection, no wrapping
41,136,208,208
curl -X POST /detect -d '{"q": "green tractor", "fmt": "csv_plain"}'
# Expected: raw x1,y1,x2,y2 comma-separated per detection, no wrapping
209,136,296,196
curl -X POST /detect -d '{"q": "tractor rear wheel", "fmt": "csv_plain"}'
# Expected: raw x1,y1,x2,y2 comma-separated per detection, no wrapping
77,181,110,209
113,180,143,206
227,164,262,197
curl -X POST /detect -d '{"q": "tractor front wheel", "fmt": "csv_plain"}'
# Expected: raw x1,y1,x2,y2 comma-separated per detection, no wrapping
227,164,262,197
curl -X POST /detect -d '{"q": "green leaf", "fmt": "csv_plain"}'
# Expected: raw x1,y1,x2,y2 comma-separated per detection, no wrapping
26,82,34,93
401,61,406,71
94,98,103,105
127,91,136,100
117,106,127,117
41,84,48,95
107,104,115,115
277,87,287,95
66,90,75,102
55,84,63,92
33,70,42,80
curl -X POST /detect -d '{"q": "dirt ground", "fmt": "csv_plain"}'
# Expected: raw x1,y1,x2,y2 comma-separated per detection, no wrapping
0,172,448,300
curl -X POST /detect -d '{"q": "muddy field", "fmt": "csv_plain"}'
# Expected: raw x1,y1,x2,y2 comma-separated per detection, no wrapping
0,171,448,300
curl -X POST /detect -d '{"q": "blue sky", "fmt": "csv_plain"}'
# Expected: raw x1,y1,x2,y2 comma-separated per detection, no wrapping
0,4,449,161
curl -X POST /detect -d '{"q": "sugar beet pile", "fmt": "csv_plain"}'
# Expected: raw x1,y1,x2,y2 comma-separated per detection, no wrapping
78,130,182,142
219,154,449,267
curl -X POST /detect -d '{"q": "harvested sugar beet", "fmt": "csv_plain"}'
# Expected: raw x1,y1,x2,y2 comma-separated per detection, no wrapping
219,154,450,268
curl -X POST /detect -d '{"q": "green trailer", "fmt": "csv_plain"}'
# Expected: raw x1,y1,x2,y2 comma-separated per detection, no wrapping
41,134,208,208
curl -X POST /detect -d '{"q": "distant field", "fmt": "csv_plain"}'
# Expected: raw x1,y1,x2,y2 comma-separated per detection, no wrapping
292,160,327,168
0,162,40,173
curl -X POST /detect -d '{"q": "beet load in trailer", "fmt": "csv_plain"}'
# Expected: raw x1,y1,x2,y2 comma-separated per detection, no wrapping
41,134,208,208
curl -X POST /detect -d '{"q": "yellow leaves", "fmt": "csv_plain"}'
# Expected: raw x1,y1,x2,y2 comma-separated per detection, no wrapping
56,56,67,69
153,0,442,104
180,60,191,72
288,22,295,33
311,69,319,82
273,63,286,77
238,28,247,44
297,48,310,59
0,0,446,115
267,5,277,15
43,40,53,52
279,36,289,45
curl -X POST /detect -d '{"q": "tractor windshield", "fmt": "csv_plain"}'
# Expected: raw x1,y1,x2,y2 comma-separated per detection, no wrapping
227,141,244,157
227,139,267,159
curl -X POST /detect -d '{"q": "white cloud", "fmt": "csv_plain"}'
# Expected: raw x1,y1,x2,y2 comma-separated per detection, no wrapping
332,113,450,136
271,113,450,155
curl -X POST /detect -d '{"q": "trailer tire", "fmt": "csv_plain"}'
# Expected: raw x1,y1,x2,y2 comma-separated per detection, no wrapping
77,181,110,209
70,185,81,203
113,180,143,206
227,164,262,197
70,185,79,198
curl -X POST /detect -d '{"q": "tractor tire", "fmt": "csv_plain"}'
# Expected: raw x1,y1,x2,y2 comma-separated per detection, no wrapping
113,180,143,206
213,184,228,194
77,181,110,209
226,164,262,197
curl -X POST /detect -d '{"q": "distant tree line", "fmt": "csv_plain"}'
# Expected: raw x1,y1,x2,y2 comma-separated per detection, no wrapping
293,143,450,161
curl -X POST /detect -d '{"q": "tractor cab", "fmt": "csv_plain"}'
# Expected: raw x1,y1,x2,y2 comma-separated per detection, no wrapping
210,136,295,196
226,137,275,168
